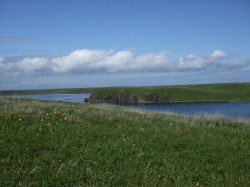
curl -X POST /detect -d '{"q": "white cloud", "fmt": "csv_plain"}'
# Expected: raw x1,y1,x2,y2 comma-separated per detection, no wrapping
226,60,250,70
0,57,6,73
18,57,50,73
177,55,206,70
0,49,249,76
0,57,5,63
52,49,109,73
133,51,169,71
211,50,227,59
89,50,134,72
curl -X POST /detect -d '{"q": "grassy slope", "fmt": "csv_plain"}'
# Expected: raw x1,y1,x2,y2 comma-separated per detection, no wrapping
1,97,250,186
0,88,93,95
90,82,250,102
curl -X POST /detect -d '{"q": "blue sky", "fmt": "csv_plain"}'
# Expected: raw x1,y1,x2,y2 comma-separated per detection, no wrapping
0,0,250,90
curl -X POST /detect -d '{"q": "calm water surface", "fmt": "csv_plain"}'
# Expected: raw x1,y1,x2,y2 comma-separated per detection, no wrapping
19,94,90,103
18,94,250,119
127,102,250,119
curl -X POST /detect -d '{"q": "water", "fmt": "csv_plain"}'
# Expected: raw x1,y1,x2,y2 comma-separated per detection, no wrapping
18,94,250,119
126,102,250,119
19,93,90,103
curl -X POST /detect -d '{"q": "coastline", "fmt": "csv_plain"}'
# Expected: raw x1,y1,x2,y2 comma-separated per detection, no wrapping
86,98,250,105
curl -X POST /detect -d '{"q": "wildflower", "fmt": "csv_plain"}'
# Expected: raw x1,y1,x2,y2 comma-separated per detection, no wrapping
19,118,22,121
169,123,174,126
64,117,67,121
39,128,42,131
47,122,52,127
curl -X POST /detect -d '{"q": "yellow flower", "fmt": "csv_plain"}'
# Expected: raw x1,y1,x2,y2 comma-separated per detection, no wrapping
47,122,52,127
64,117,67,121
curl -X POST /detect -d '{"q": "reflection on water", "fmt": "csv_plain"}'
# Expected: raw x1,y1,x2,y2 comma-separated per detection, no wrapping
126,102,250,119
18,94,90,103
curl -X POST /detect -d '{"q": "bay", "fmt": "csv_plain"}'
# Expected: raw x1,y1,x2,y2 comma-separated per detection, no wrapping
18,93,90,103
18,94,250,119
126,102,250,119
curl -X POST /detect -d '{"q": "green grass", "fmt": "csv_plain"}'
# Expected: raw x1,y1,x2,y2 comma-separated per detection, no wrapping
0,87,93,95
1,97,250,186
89,82,250,102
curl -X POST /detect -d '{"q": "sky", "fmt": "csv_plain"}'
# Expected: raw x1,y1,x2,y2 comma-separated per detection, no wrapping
0,0,250,90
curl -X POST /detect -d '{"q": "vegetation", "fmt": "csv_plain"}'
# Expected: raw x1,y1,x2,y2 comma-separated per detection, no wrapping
0,88,93,96
2,83,250,103
1,97,250,186
89,82,250,103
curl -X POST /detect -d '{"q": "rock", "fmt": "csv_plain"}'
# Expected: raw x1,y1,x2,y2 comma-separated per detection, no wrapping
88,90,170,104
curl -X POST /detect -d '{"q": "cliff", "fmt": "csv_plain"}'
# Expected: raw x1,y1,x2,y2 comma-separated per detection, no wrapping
88,90,170,104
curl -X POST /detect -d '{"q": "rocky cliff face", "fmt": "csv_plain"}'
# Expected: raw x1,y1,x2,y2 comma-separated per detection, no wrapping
113,91,138,103
88,91,138,103
88,90,171,104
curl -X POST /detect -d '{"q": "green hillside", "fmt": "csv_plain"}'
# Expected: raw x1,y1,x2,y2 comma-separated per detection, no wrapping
1,82,250,103
88,83,250,103
1,97,249,186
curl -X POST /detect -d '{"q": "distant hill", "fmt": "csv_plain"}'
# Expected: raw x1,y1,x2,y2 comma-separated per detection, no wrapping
1,83,250,103
88,83,250,103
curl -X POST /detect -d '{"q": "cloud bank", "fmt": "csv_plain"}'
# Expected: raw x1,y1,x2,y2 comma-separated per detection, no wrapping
0,49,249,75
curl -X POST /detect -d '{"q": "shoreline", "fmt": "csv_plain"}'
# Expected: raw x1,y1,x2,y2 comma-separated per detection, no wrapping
87,99,250,105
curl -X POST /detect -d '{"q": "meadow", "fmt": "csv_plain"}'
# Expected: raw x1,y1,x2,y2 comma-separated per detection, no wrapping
0,97,250,186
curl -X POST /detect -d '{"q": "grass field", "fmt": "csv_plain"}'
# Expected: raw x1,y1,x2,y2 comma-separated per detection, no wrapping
1,97,250,186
